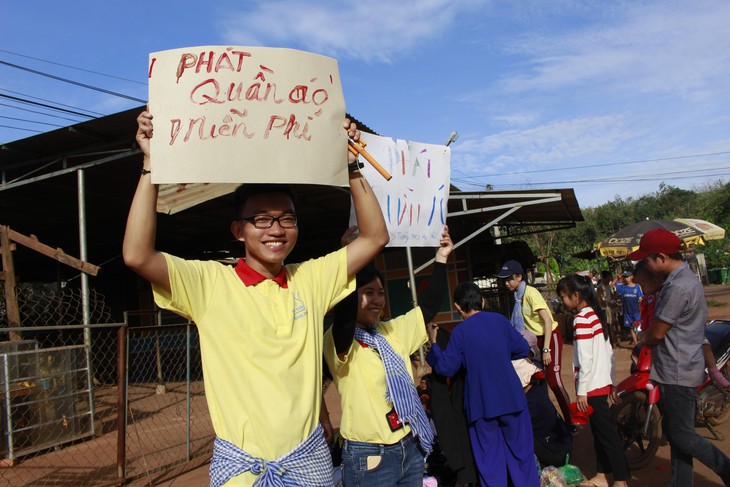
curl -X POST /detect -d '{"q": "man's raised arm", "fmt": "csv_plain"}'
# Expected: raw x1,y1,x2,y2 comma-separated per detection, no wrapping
122,111,170,294
343,120,389,277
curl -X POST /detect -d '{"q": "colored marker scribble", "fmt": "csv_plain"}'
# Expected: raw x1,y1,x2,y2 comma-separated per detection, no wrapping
387,194,391,224
428,196,436,226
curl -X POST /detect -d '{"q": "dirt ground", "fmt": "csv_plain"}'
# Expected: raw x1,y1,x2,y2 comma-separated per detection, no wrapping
143,284,730,487
706,285,730,322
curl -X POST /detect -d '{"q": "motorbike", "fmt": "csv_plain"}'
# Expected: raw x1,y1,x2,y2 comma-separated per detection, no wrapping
610,319,730,470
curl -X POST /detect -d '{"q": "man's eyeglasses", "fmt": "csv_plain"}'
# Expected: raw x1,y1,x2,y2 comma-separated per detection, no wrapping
239,215,298,229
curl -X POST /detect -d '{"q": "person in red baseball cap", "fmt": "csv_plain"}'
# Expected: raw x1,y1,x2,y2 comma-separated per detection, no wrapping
626,227,683,263
629,229,730,485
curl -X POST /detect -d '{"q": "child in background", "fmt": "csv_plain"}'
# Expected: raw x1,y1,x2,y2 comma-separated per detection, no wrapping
596,270,618,346
557,274,629,487
614,270,643,346
632,260,663,344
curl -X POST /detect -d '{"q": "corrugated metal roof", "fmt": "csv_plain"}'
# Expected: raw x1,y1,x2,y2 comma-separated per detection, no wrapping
1,107,583,283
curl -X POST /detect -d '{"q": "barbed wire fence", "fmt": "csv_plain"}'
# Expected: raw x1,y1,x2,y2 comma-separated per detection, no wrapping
1,283,213,486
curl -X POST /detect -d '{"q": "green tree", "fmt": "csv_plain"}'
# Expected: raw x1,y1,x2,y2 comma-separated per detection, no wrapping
526,180,730,272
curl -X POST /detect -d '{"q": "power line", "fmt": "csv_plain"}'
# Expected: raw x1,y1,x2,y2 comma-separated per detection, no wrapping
0,124,42,133
468,170,730,188
0,102,84,123
453,163,730,188
0,93,98,119
0,88,104,116
462,151,730,178
0,60,146,103
0,115,65,128
0,49,146,85
457,171,730,190
454,162,730,186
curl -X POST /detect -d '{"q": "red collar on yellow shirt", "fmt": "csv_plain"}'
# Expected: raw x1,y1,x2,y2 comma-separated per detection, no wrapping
234,259,288,289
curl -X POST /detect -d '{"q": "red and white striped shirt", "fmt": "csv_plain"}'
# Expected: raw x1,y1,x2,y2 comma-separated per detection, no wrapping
572,307,614,397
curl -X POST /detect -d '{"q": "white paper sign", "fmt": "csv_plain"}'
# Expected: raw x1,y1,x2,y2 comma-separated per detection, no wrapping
351,133,451,247
148,46,348,185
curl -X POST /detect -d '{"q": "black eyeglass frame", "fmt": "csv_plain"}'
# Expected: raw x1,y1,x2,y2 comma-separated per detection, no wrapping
238,215,298,229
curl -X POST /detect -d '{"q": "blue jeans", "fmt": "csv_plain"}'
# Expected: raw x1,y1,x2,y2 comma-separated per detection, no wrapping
341,433,425,486
658,383,730,486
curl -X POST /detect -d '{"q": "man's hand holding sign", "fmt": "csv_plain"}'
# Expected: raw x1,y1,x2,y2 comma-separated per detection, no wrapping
123,46,389,486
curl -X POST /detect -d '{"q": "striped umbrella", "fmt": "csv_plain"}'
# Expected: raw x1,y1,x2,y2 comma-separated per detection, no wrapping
673,218,726,241
597,219,705,258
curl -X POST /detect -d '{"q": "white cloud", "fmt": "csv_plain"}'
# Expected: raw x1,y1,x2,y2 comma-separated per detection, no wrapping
500,1,730,99
492,112,541,127
456,114,637,174
219,0,485,63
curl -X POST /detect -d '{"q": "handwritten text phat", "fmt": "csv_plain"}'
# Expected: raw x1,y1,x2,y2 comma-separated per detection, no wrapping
149,47,336,146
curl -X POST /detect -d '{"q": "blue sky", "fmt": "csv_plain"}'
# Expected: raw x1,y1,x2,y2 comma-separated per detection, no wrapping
2,0,729,208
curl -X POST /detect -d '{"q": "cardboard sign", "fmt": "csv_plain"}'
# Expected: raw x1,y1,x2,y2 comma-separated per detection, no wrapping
351,133,451,247
148,46,347,185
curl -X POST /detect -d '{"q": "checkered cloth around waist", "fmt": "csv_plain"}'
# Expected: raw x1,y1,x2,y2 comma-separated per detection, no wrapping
209,423,333,487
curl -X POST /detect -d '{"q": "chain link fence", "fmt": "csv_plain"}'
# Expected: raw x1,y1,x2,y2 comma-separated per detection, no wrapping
1,284,213,486
1,284,112,328
121,319,213,483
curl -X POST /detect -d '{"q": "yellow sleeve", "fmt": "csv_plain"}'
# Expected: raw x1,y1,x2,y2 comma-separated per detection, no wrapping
380,307,427,356
524,285,549,312
152,252,219,323
323,326,355,375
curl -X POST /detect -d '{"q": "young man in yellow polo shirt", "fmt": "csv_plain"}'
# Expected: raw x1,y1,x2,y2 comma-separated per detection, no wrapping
123,111,388,486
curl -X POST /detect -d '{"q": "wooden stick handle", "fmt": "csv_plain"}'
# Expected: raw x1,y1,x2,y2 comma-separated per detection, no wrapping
348,139,392,181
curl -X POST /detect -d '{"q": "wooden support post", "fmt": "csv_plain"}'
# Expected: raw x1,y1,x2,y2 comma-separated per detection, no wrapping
7,228,99,276
0,242,16,253
0,225,23,341
1,224,100,341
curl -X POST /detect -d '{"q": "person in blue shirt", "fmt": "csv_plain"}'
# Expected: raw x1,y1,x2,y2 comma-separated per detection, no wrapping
426,282,539,487
614,270,643,346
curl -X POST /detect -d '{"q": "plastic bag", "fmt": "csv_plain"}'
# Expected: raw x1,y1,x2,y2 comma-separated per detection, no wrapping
540,465,567,487
559,464,585,485
540,463,586,486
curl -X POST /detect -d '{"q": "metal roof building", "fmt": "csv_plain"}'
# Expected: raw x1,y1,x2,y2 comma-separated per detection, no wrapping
1,106,583,320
